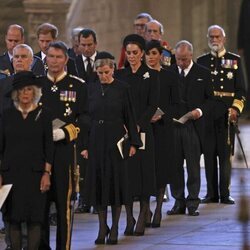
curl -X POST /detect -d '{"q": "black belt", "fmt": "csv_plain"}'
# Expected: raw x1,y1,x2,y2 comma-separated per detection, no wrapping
93,119,122,125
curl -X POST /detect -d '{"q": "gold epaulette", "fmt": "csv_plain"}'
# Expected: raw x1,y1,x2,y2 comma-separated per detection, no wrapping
69,74,85,84
64,123,80,141
232,98,244,113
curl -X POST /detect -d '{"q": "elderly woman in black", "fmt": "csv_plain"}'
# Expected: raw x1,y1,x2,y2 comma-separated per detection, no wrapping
115,34,159,236
0,71,53,250
81,52,141,245
145,40,180,227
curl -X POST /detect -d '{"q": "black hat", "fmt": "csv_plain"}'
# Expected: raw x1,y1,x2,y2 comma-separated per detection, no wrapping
145,40,164,53
95,51,115,60
12,71,41,91
123,34,146,50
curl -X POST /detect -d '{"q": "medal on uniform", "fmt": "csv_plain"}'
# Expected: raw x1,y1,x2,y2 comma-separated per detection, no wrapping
233,60,238,69
51,85,58,92
212,70,218,75
65,106,72,116
227,71,233,80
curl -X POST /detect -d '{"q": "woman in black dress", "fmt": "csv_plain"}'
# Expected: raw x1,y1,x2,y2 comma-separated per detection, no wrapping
82,52,141,245
145,40,180,227
0,71,53,250
115,34,159,236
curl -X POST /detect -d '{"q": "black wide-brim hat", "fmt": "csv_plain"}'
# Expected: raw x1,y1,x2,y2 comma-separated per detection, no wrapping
12,71,42,91
123,34,146,51
5,71,42,97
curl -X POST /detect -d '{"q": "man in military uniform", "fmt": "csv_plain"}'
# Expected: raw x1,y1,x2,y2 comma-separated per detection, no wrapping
197,25,246,205
39,41,88,250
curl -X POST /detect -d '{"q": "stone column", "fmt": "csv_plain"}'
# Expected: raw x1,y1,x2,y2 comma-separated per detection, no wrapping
23,0,71,52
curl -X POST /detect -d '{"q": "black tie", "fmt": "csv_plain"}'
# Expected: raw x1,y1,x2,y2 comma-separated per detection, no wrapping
86,57,92,77
180,69,185,78
179,69,187,103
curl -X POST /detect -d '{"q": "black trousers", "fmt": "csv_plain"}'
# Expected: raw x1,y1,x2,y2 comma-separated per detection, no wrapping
170,123,201,209
203,115,232,199
39,143,73,250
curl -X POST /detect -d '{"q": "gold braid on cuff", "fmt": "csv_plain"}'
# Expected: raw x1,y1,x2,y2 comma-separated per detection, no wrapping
64,124,80,141
232,99,244,113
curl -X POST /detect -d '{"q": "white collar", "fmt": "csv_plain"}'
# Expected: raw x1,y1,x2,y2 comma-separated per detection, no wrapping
41,51,46,61
178,60,193,76
82,51,97,62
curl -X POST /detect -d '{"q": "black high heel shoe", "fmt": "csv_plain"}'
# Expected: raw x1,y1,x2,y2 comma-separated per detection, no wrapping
124,217,136,236
151,212,162,228
145,210,153,228
95,226,110,245
106,226,118,245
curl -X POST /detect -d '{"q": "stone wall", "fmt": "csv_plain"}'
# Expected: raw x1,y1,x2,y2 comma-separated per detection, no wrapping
0,0,243,60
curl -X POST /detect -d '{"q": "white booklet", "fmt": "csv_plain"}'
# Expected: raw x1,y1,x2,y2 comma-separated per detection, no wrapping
0,184,12,209
117,136,126,159
173,111,193,124
153,107,165,117
139,132,146,150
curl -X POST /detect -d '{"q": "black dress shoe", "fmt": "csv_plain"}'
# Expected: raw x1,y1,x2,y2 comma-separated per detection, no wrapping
201,196,219,203
5,246,12,250
188,207,199,216
167,206,186,215
221,196,235,204
75,204,91,213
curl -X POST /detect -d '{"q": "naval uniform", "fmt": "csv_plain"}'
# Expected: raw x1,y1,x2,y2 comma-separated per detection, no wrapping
39,72,88,250
197,49,246,201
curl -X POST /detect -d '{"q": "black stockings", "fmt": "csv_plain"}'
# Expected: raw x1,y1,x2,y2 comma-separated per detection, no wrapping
10,222,41,250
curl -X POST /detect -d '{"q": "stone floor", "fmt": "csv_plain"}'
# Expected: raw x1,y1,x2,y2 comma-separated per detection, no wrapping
0,121,250,250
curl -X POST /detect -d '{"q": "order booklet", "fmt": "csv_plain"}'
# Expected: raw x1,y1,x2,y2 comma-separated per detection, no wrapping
139,132,146,150
0,184,12,209
173,111,193,124
153,107,165,117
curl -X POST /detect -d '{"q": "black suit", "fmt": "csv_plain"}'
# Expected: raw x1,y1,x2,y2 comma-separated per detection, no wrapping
75,54,98,84
35,51,79,77
0,52,45,76
169,62,213,210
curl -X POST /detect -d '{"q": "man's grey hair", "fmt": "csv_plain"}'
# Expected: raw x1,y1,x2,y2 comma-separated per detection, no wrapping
175,40,193,53
146,19,164,35
71,26,84,39
135,12,153,22
207,25,226,37
13,44,34,58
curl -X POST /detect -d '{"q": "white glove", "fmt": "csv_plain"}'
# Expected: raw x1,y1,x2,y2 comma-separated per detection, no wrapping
53,129,65,141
